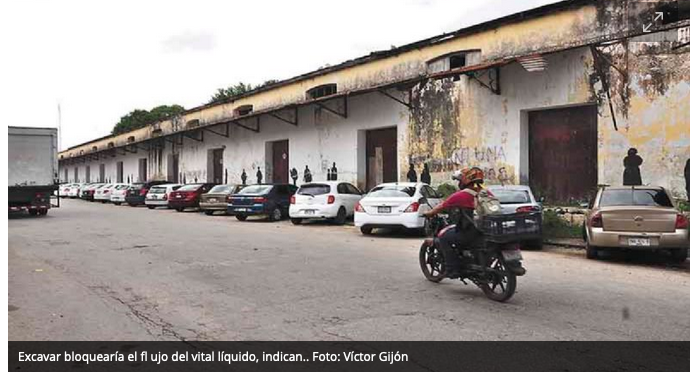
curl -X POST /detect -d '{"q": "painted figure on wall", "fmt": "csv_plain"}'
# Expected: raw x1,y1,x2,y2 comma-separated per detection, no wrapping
241,169,247,185
303,165,312,183
623,148,643,186
327,168,332,181
685,158,690,201
290,168,298,186
406,163,418,182
420,163,431,185
330,162,337,181
256,167,263,184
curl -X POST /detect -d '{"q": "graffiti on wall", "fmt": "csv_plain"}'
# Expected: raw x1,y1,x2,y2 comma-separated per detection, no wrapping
409,145,514,185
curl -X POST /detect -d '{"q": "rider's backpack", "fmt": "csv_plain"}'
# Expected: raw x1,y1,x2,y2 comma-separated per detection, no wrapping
462,188,502,218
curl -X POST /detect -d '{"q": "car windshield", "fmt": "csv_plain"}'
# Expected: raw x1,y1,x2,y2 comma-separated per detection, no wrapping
149,187,166,194
492,190,531,204
178,184,202,191
298,184,330,196
129,183,143,190
367,185,416,198
209,185,232,193
238,185,273,195
599,189,673,207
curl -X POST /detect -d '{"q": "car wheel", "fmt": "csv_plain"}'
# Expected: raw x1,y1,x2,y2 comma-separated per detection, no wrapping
175,208,183,212
101,200,107,204
291,218,303,225
127,203,136,207
236,214,248,221
585,242,599,260
360,226,373,235
204,210,214,216
670,248,688,263
28,210,38,216
38,209,48,216
147,206,155,210
113,202,121,206
333,207,347,225
269,208,282,222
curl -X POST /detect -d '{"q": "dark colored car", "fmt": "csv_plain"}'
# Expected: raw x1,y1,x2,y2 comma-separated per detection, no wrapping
168,183,217,212
80,183,104,201
125,181,171,206
228,184,298,221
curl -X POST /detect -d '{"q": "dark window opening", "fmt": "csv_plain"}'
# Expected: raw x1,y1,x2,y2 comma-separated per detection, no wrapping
91,146,98,152
186,119,200,129
449,54,466,69
127,136,135,143
307,84,337,99
107,142,115,149
235,105,253,116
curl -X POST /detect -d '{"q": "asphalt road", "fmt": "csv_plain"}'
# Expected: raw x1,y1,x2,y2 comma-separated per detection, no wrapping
8,199,690,341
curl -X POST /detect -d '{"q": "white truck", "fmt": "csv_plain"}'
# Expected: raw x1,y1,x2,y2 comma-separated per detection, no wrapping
8,126,59,216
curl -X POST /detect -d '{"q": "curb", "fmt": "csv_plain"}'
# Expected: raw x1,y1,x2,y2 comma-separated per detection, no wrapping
544,240,585,249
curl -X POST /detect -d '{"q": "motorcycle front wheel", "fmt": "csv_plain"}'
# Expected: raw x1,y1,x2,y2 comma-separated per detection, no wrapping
480,255,517,302
419,240,445,283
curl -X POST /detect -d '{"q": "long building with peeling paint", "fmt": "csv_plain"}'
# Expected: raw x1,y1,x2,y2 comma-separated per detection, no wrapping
57,0,690,203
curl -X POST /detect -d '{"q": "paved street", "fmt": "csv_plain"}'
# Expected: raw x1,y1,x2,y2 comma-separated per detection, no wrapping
8,199,690,341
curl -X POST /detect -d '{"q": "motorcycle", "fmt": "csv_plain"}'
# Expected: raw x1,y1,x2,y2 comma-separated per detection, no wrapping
419,210,530,302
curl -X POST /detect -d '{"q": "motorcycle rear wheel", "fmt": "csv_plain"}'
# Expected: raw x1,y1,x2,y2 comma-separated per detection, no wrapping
480,255,517,302
419,240,445,283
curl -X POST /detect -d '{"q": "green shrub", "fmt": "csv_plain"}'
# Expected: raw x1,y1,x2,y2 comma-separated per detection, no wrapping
678,200,689,213
436,183,458,199
542,210,581,238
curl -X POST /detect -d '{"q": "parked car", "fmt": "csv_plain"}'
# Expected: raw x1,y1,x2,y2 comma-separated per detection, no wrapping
487,185,544,249
227,184,298,221
145,184,183,209
168,183,217,212
80,183,104,201
199,184,245,215
583,186,689,262
59,183,76,197
110,184,132,205
125,180,171,206
354,182,441,235
289,181,363,225
93,184,114,202
67,183,85,198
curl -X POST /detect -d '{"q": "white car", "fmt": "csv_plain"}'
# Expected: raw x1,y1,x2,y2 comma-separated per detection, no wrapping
59,183,76,197
145,184,183,209
289,181,363,225
94,184,118,203
354,182,442,235
68,183,87,198
109,184,132,205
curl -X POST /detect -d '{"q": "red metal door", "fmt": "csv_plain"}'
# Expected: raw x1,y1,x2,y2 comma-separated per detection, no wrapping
366,127,398,190
529,105,597,203
272,140,289,184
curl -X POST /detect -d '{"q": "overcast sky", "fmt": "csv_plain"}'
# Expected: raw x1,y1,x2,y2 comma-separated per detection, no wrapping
2,0,557,150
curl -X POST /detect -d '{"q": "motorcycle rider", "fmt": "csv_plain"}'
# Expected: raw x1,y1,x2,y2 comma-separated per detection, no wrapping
422,167,487,278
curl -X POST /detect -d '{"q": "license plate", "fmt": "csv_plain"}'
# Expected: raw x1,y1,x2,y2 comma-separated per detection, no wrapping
176,195,182,198
502,250,523,261
628,237,650,246
378,206,391,213
209,198,217,203
235,208,247,212
305,210,315,215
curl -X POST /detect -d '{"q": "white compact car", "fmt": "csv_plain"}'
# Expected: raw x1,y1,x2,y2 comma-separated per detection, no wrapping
94,184,118,203
59,183,76,197
289,181,363,225
354,182,442,235
109,184,132,205
145,184,183,209
67,183,85,198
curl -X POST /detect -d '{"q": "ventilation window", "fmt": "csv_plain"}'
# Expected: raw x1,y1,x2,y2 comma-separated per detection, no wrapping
307,84,337,99
449,54,466,70
107,142,115,149
60,155,64,160
151,128,163,137
127,136,136,143
91,146,98,152
235,105,253,116
79,150,84,155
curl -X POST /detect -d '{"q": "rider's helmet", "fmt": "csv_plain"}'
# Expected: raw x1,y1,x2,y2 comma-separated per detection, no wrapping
452,167,484,188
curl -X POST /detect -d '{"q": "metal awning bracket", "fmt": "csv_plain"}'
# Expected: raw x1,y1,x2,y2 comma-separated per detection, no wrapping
204,122,230,138
378,89,412,108
268,107,298,126
467,67,501,95
314,96,347,119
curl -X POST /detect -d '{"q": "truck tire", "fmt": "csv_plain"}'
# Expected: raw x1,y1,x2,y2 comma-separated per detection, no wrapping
28,210,38,216
38,209,48,216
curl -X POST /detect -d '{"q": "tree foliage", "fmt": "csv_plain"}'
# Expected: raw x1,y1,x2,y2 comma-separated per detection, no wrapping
208,80,280,104
112,104,185,135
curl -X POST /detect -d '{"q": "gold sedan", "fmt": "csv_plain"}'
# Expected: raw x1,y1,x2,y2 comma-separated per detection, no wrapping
583,186,689,262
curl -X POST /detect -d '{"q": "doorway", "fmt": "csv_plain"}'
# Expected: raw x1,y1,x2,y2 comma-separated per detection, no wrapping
528,105,597,203
167,154,179,183
208,148,224,184
271,140,289,184
85,166,90,183
138,158,147,182
99,164,105,182
366,127,397,190
116,161,124,183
